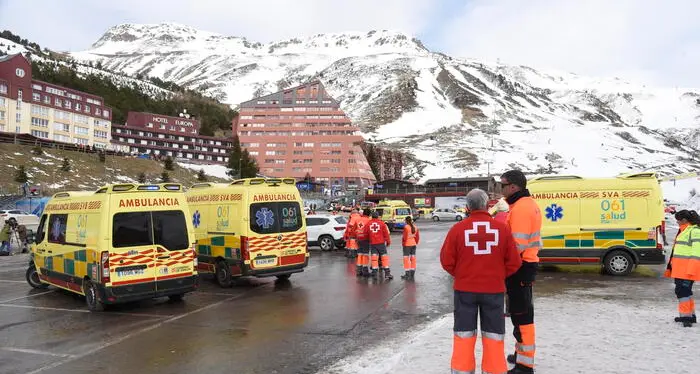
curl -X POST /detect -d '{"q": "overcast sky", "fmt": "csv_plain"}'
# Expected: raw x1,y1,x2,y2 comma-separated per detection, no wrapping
0,0,698,87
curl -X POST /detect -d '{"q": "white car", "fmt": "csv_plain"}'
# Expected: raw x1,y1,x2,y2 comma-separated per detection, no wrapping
305,214,347,251
0,209,40,231
431,208,466,222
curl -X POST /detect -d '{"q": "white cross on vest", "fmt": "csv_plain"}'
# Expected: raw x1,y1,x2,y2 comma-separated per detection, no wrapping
370,222,381,233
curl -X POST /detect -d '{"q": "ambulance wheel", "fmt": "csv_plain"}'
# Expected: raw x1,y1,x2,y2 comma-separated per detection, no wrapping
276,274,291,281
215,260,233,288
319,235,335,251
84,280,105,312
168,294,184,302
603,250,634,276
26,266,48,289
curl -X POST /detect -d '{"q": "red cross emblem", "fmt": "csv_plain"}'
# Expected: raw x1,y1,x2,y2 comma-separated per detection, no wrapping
370,222,381,233
464,222,499,255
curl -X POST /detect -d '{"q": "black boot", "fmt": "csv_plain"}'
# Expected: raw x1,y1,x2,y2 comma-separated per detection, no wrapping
409,270,415,280
684,320,694,327
371,269,378,279
401,271,410,279
507,352,516,364
508,365,534,374
361,267,370,277
384,269,393,280
675,315,697,323
356,266,363,277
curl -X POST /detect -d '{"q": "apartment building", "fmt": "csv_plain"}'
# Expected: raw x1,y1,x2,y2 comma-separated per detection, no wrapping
0,54,112,148
232,81,376,189
112,111,232,163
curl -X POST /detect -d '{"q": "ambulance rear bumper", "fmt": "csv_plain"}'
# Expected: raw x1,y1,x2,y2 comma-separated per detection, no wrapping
100,275,198,304
244,257,309,278
635,248,666,265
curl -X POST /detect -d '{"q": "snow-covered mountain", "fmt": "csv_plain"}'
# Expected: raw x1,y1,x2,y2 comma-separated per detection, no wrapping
70,23,700,180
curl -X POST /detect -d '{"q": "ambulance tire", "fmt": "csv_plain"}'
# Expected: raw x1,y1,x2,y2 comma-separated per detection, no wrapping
215,260,233,288
276,274,291,281
84,280,105,312
168,294,184,302
26,266,48,289
603,250,634,276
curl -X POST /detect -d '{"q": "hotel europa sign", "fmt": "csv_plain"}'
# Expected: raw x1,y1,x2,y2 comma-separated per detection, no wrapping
151,116,196,128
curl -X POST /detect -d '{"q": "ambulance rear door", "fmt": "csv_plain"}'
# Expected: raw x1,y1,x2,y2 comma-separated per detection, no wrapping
248,201,304,270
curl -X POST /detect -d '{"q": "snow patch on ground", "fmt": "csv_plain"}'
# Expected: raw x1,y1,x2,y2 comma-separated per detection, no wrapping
178,162,231,180
321,289,700,374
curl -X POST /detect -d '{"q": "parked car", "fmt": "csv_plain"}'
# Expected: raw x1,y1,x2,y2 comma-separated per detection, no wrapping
0,209,40,232
305,214,347,251
431,208,465,222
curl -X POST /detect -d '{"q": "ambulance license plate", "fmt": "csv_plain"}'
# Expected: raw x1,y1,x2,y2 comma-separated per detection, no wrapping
254,257,276,267
117,269,145,277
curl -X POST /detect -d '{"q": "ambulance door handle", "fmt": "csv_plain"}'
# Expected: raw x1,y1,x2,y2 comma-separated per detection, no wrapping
47,250,53,254
158,255,170,259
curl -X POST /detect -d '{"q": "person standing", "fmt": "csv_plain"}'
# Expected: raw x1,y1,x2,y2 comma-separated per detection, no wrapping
441,189,522,374
344,208,361,259
365,211,393,280
401,216,420,280
667,210,700,327
500,170,542,374
355,208,372,277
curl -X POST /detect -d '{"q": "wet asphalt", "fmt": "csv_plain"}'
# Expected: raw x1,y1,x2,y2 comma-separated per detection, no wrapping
0,221,676,374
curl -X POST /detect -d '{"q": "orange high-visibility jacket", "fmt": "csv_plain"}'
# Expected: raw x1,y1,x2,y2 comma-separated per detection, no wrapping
355,216,371,241
402,225,420,247
344,213,361,239
507,196,542,263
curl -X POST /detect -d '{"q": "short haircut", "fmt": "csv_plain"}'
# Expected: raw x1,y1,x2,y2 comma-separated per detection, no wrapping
363,208,372,216
466,188,489,211
501,170,527,190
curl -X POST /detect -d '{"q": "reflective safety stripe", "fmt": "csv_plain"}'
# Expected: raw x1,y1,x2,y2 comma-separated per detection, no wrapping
516,355,535,366
482,371,507,374
451,370,475,374
482,332,505,341
516,343,536,351
679,296,692,302
455,330,477,338
513,231,540,240
673,254,700,260
517,241,541,251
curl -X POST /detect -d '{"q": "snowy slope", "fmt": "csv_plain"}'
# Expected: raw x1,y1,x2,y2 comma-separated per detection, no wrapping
69,23,700,180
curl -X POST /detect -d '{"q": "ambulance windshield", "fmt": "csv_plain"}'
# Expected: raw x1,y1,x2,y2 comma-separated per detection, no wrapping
113,210,188,250
250,202,302,234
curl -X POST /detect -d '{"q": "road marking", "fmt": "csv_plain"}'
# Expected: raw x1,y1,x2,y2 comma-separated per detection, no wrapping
0,266,26,273
0,347,77,358
0,279,26,283
0,304,174,318
26,290,257,374
0,290,54,304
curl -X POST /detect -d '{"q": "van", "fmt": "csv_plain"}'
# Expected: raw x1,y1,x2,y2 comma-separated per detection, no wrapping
186,178,308,287
528,172,665,275
25,183,198,311
375,200,412,231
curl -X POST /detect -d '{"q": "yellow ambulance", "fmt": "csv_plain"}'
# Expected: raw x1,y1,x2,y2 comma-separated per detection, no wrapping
375,199,413,231
528,172,665,275
25,183,198,311
186,178,308,287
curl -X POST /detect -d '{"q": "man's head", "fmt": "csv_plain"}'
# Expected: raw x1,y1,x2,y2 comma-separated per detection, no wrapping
363,208,372,217
466,188,489,212
371,211,380,219
351,208,359,214
500,170,527,199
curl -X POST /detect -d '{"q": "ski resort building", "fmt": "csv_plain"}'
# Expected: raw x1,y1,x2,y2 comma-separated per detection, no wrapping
0,53,112,148
232,81,376,189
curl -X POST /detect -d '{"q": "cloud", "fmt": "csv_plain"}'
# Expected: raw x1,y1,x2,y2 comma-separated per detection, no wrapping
0,0,437,50
438,0,700,86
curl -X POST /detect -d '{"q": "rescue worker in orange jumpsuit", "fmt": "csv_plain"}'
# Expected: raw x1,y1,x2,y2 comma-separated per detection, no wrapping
355,208,372,277
500,170,542,374
401,216,420,280
441,189,522,374
344,208,361,259
666,210,700,327
365,211,393,280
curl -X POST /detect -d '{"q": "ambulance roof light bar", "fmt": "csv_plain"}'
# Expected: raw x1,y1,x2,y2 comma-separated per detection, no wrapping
530,175,583,181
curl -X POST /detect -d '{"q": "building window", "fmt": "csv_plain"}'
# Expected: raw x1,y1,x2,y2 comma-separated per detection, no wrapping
94,130,108,139
43,95,49,104
75,103,81,111
74,138,88,145
103,110,109,118
31,130,49,138
74,114,88,124
84,104,90,113
16,113,21,123
0,111,5,121
74,126,89,135
64,100,71,109
32,93,41,101
53,122,69,132
55,98,61,106
0,97,4,106
257,100,266,104
160,124,166,129
17,89,23,101
55,110,72,121
147,123,153,128
0,84,7,94
53,134,71,142
31,105,49,116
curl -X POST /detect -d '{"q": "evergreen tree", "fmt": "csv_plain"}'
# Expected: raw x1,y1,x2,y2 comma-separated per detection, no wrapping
61,157,71,172
240,149,259,178
32,145,43,156
160,171,171,183
137,172,147,183
197,169,208,182
227,136,260,179
14,165,28,183
98,151,106,163
163,156,174,171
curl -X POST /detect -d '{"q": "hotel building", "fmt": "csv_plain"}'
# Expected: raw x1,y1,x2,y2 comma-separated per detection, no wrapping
0,54,112,148
232,81,376,189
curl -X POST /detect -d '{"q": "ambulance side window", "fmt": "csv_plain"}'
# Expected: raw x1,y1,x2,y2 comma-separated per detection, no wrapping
35,214,47,244
48,214,68,244
113,212,152,248
153,211,188,250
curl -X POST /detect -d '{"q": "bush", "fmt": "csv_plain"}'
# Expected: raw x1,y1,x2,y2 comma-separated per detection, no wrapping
98,151,106,163
14,165,28,183
32,145,43,156
61,158,71,172
164,156,174,171
197,169,208,182
160,171,171,183
137,172,147,183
